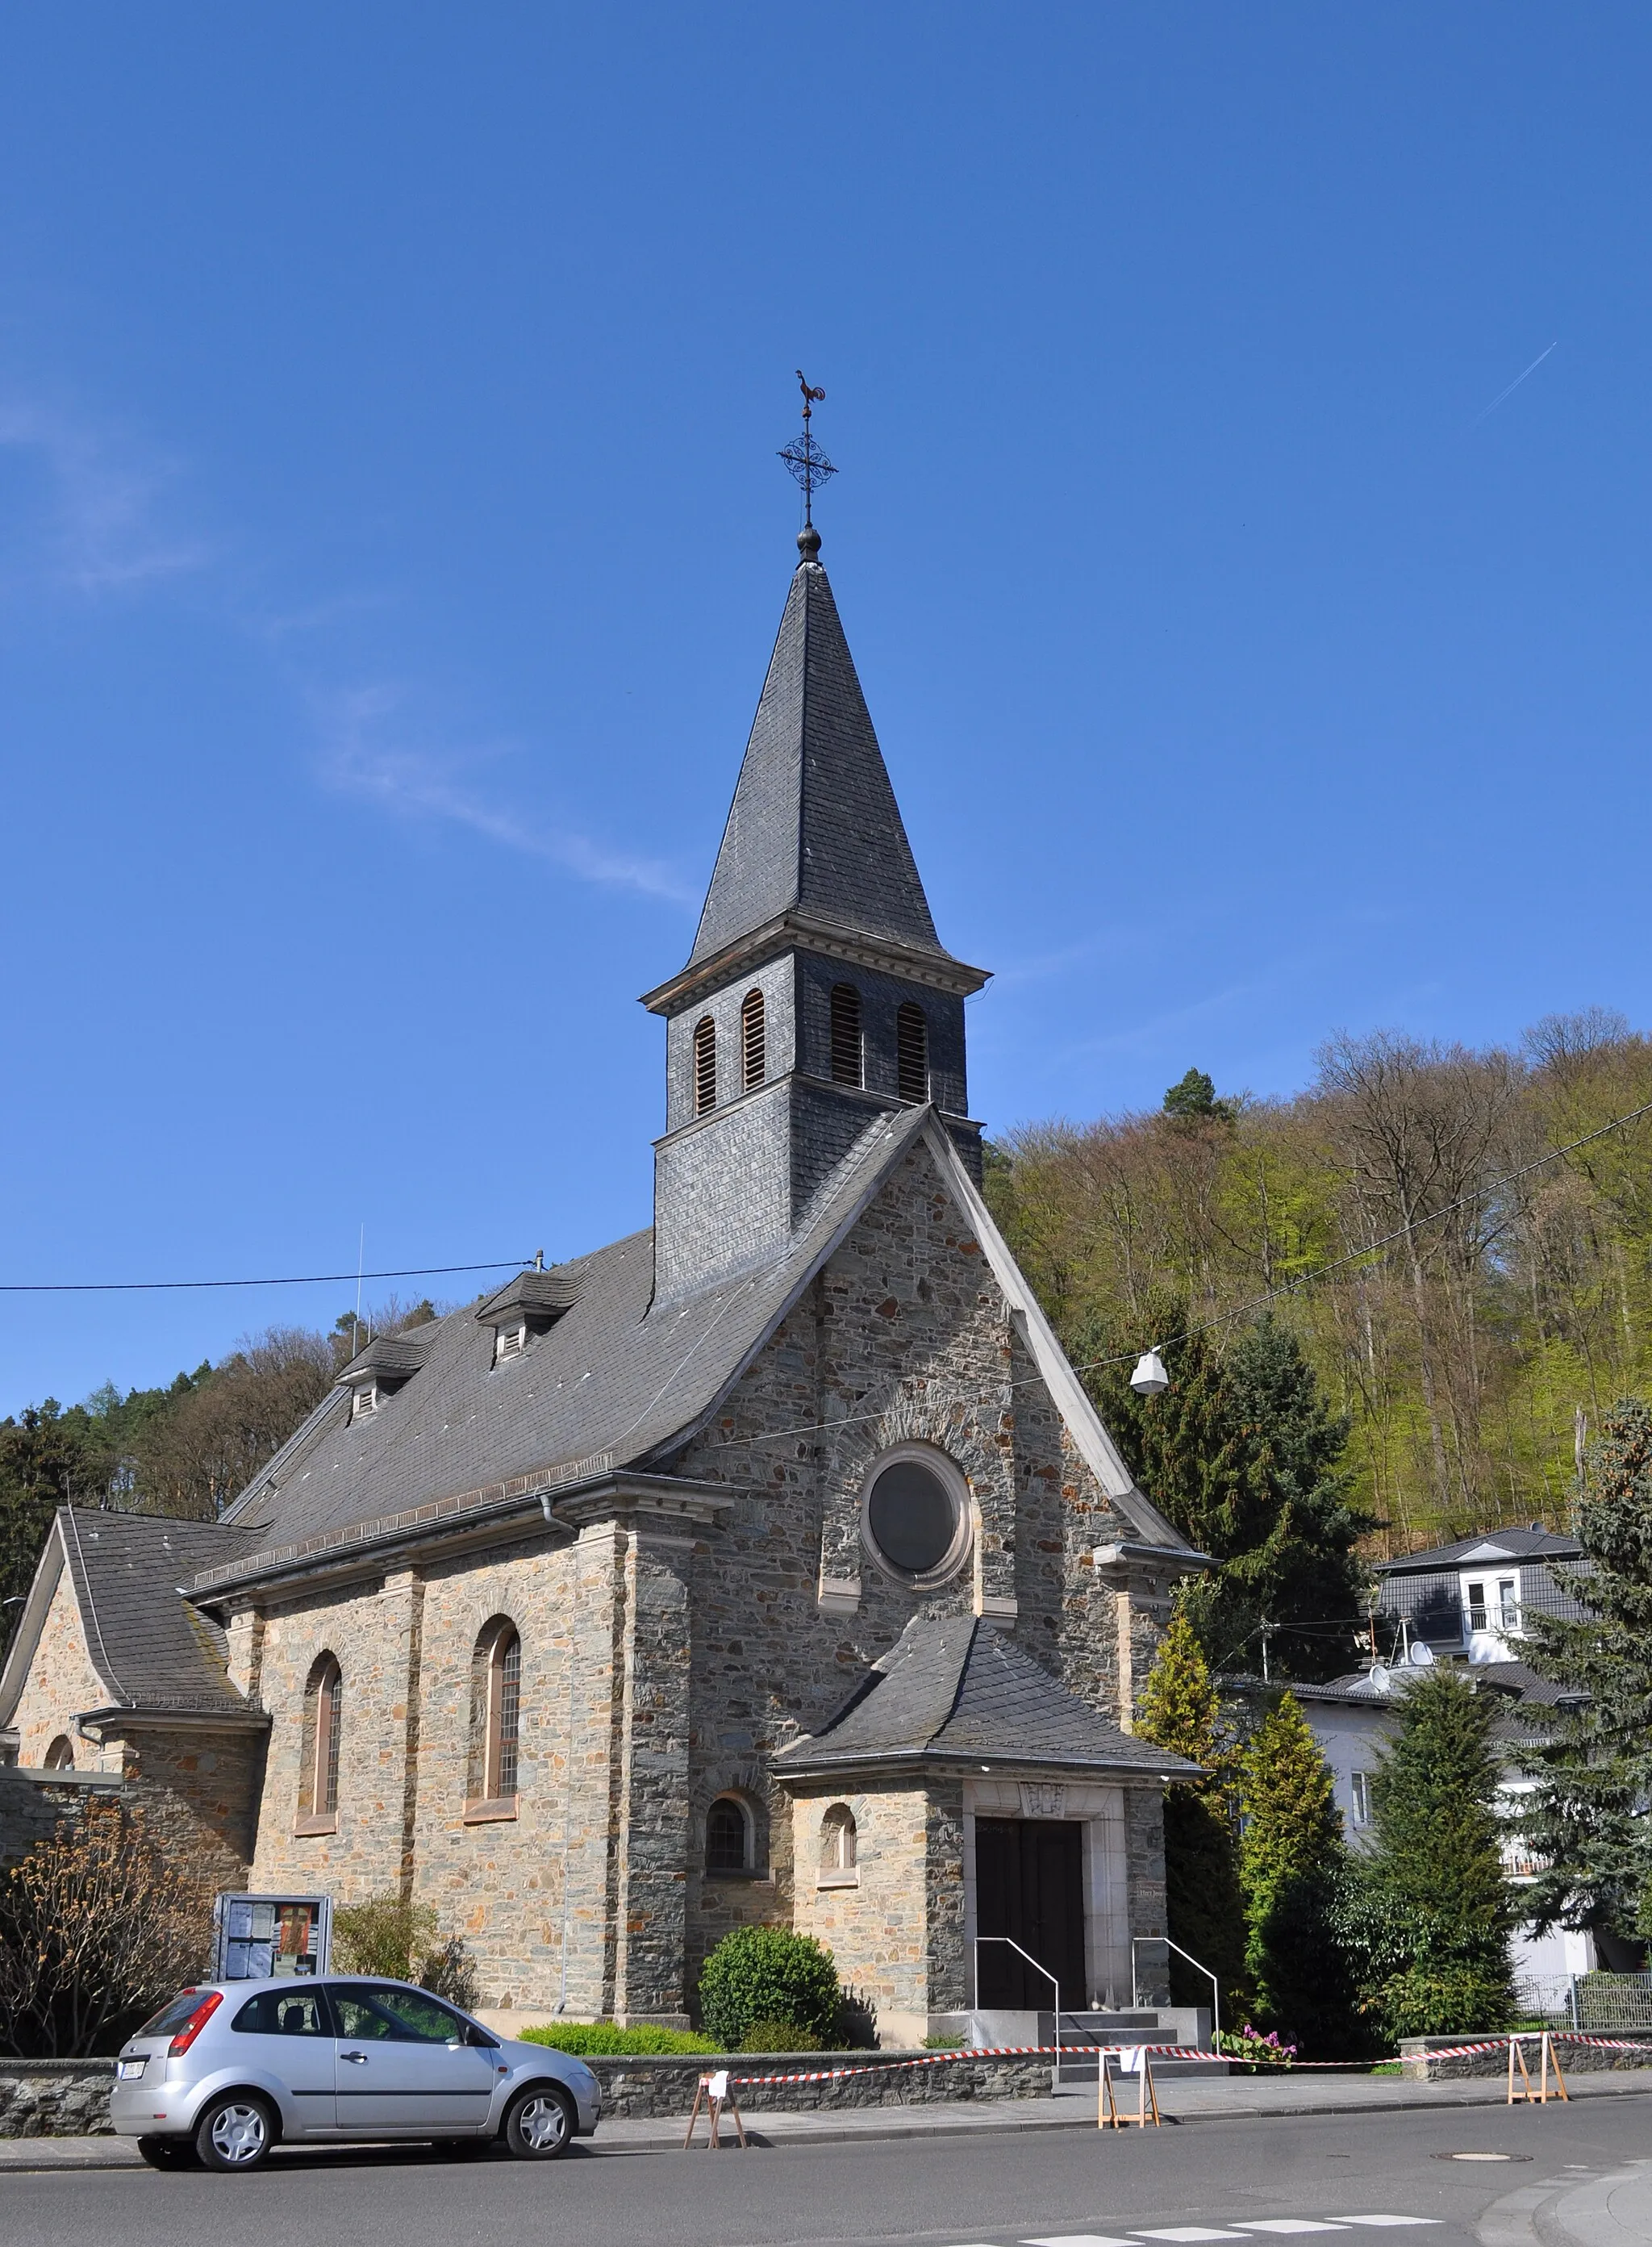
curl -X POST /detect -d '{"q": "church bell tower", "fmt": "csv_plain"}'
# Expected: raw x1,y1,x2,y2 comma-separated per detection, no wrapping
641,516,989,1301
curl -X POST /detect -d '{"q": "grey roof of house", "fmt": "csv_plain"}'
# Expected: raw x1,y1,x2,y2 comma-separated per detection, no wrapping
57,1509,261,1714
1226,1660,1586,1714
686,552,959,969
778,1613,1201,1781
1376,1527,1583,1574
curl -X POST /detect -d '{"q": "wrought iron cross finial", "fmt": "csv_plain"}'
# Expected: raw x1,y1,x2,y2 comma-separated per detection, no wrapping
778,369,836,528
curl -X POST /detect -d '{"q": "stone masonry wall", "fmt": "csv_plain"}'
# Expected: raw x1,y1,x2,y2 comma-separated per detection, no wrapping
791,1784,930,2040
9,1564,120,1774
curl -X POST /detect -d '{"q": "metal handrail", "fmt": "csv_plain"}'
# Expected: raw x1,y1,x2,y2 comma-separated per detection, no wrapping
974,1935,1062,2088
1131,1932,1220,2048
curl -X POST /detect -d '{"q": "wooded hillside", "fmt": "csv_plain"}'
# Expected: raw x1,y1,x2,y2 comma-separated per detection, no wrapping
982,1009,1652,1558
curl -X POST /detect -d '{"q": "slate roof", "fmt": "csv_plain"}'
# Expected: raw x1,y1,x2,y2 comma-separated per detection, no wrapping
778,1613,1200,1781
55,1509,261,1715
1377,1527,1583,1574
200,1107,1191,1597
686,551,961,970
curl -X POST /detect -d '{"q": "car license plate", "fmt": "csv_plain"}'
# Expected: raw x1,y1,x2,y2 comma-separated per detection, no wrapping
118,2059,146,2080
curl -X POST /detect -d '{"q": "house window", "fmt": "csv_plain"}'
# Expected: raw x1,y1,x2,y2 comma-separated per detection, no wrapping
494,1321,528,1367
467,1619,522,1815
298,1654,343,1828
43,1735,74,1771
819,1802,857,1885
740,988,766,1092
693,1016,717,1117
706,1794,753,1874
1496,1577,1520,1631
1465,1580,1488,1632
829,984,862,1087
351,1382,379,1420
895,1003,928,1104
1350,1771,1372,1830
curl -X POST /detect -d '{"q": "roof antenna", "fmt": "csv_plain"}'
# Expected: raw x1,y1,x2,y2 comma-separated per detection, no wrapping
535,1248,545,1272
778,370,836,553
353,1225,365,1355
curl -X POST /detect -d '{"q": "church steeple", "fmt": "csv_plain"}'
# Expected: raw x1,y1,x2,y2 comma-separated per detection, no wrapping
642,511,988,1301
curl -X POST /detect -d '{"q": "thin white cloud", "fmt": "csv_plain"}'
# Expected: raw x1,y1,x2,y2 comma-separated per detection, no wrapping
318,684,697,907
0,398,209,594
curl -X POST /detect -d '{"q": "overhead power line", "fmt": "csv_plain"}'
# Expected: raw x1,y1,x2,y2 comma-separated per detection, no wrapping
0,1258,533,1296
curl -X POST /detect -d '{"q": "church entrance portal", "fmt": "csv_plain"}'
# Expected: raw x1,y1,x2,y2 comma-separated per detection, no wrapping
973,1816,1086,2011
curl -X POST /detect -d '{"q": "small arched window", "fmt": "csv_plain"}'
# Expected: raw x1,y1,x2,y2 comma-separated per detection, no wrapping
896,1003,928,1104
469,1618,522,1808
43,1735,74,1771
705,1794,753,1875
740,988,766,1092
300,1653,343,1824
820,1802,857,1871
829,984,863,1087
693,1016,717,1117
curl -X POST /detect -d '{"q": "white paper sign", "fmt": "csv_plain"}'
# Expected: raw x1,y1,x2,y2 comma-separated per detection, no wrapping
707,2069,729,2100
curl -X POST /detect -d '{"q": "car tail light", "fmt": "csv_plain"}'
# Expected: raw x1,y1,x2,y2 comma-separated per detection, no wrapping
168,1990,223,2055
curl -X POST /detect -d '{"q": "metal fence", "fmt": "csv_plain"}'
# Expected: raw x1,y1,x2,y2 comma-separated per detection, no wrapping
1515,1972,1652,2031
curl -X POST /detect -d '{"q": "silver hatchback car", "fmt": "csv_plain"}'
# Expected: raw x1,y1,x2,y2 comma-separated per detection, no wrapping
110,1977,601,2171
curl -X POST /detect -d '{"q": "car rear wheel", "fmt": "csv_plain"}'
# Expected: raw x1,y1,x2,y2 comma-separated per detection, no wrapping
503,2083,574,2160
194,2092,276,2172
136,2136,200,2170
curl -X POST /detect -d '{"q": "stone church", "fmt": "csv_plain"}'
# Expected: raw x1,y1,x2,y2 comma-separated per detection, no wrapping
0,520,1203,2044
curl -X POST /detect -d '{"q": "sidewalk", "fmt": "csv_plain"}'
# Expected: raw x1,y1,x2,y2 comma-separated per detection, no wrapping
1480,2160,1652,2247
5,2065,1650,2170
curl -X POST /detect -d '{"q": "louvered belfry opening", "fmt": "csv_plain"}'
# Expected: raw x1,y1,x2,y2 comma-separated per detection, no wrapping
693,1015,717,1116
896,1002,928,1104
740,987,766,1091
829,983,863,1087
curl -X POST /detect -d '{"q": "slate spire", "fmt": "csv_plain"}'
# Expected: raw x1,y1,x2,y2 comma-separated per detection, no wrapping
686,529,953,969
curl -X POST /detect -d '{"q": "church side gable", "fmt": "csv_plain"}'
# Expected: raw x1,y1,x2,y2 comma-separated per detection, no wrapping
6,1535,120,1773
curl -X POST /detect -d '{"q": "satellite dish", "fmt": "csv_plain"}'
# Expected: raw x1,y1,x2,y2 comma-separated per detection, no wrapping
1408,1640,1434,1668
1129,1349,1170,1397
1369,1664,1391,1693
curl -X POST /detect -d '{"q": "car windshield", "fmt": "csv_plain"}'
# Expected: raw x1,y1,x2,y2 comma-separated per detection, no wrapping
329,1985,465,2043
135,1990,214,2039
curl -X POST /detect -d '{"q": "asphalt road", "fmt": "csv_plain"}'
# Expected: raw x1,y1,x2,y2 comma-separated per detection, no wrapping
5,2095,1648,2247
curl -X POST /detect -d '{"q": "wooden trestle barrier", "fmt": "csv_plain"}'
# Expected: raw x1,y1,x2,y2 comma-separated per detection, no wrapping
1506,2032,1568,2106
684,2069,749,2149
1099,2047,1162,2128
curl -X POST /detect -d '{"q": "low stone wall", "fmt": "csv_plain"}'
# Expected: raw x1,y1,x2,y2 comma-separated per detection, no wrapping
585,2049,1051,2120
1399,2033,1652,2082
0,2048,1050,2136
0,2060,116,2137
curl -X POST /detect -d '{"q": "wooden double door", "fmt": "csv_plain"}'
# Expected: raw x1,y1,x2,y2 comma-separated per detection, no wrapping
974,1816,1087,2011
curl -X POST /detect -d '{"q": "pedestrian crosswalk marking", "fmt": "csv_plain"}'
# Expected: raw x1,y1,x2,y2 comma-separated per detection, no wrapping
1134,2231,1248,2241
1233,2224,1352,2233
987,2222,1441,2247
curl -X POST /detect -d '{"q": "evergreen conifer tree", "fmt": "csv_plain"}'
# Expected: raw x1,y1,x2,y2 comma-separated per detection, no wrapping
1136,1610,1247,2017
1519,1398,1652,1951
1354,1666,1514,2038
1237,1691,1354,2048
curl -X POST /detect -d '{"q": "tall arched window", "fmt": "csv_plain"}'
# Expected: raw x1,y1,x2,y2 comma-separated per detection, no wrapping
895,1003,928,1104
469,1618,522,1811
43,1734,74,1771
829,984,863,1087
705,1794,753,1874
693,1016,717,1117
740,988,766,1091
299,1653,343,1827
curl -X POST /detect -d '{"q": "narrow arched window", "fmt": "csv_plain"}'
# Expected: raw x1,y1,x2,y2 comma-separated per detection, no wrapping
705,1794,752,1874
43,1734,74,1771
469,1618,522,1808
896,1003,928,1104
740,988,766,1092
829,984,863,1087
693,1016,717,1117
820,1802,857,1870
301,1653,343,1821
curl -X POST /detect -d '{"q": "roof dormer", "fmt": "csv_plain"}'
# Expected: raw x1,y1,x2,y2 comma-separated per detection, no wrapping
474,1268,581,1368
336,1334,426,1421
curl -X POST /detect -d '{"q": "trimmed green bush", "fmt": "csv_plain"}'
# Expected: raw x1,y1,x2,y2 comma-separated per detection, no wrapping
741,2017,824,2052
698,1927,840,2049
518,2020,717,2055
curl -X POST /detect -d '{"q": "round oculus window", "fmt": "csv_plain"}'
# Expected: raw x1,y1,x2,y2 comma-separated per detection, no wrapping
863,1454,966,1582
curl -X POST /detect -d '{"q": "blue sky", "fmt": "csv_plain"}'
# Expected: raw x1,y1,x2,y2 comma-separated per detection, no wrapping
2,6,1648,1417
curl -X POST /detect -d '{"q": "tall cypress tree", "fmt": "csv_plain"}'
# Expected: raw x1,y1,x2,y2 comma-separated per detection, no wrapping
1519,1398,1652,1953
1136,1610,1247,2019
1237,1691,1354,2049
1355,1666,1514,2038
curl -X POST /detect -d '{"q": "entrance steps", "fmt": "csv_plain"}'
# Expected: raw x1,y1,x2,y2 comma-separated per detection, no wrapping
926,2008,1230,2081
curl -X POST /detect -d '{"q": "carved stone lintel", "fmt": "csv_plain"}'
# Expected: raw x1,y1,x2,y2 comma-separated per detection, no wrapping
1018,1781,1066,1819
